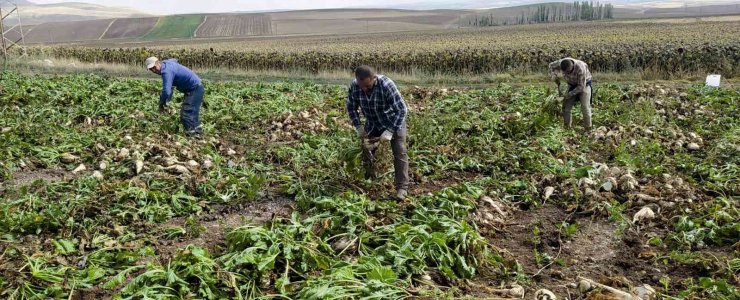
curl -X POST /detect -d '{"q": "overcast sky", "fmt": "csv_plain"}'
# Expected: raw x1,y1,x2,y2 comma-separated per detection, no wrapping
29,0,740,14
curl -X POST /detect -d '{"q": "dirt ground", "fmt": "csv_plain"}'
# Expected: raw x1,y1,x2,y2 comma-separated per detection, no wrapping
469,201,735,299
485,204,624,296
0,168,68,193
148,196,295,263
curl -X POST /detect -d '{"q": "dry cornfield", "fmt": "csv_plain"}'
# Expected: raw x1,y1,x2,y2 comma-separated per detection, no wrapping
27,21,740,76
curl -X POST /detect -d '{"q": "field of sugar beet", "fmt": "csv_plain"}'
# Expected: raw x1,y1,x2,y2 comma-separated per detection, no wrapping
0,71,737,299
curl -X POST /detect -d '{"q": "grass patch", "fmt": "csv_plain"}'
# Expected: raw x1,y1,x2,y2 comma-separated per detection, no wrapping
142,15,204,40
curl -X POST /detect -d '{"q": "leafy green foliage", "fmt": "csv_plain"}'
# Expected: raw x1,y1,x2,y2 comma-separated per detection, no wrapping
670,197,739,249
1,72,738,299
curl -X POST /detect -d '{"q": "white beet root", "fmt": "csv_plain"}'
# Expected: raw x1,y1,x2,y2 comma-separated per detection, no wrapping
60,153,80,163
72,164,86,174
633,206,656,223
535,289,557,300
135,160,144,174
166,165,190,175
202,159,214,169
116,148,130,161
544,186,555,200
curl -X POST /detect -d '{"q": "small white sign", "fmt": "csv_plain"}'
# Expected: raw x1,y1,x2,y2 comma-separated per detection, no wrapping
706,74,721,87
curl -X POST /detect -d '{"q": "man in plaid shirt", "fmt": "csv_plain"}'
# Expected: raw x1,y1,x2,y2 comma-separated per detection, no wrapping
549,57,593,130
347,66,409,200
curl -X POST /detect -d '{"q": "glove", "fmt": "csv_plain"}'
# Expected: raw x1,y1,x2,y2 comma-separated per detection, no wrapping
380,130,393,142
355,126,366,138
158,103,166,113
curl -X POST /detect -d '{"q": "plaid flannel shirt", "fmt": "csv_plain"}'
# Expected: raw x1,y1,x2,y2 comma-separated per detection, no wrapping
549,58,592,98
346,75,408,133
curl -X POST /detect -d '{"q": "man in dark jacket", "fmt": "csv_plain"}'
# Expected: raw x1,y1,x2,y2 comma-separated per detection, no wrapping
347,65,410,200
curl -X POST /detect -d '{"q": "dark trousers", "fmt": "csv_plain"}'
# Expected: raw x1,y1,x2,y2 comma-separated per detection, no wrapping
564,81,593,128
181,84,205,134
361,125,410,190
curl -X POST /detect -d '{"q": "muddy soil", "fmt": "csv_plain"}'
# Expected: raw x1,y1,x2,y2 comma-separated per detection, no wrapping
148,196,295,263
471,202,734,299
70,287,114,300
0,168,67,192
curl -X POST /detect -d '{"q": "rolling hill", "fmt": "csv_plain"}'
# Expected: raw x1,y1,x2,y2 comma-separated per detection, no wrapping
1,0,150,25
382,0,740,10
637,3,740,17
15,9,465,44
461,2,740,25
9,2,740,45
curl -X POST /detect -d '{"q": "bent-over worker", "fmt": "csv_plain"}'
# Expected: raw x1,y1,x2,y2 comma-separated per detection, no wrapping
146,57,205,137
549,57,593,130
346,66,410,200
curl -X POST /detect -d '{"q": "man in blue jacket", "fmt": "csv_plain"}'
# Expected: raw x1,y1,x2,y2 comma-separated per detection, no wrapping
146,57,205,137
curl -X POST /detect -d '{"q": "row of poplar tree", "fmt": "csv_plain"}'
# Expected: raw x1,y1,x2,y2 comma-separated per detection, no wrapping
469,1,615,27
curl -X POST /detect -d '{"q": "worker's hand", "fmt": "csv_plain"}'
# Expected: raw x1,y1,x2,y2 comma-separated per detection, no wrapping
363,137,380,151
380,130,393,142
355,126,366,138
158,103,166,114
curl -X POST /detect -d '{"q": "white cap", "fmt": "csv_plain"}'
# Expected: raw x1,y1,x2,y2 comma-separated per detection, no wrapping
145,57,159,69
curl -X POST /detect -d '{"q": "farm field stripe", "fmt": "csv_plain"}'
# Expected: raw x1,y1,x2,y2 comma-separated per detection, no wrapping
194,15,208,38
139,17,162,39
98,19,117,40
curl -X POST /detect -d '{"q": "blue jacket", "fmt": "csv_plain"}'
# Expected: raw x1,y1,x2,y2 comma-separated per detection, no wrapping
159,59,202,105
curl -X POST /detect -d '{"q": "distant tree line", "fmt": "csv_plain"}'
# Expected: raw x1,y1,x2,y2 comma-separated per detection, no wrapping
468,2,615,27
